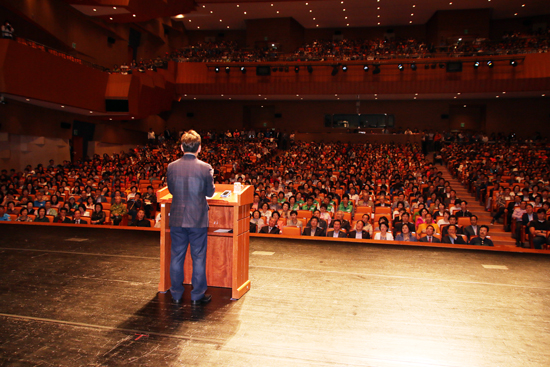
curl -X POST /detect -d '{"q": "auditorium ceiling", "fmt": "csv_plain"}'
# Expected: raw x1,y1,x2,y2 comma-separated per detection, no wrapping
67,0,549,29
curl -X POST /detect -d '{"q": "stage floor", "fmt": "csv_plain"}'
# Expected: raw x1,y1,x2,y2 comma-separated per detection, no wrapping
0,224,549,366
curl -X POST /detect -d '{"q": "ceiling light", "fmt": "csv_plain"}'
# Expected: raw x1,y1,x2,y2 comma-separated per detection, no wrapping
378,22,380,25
210,11,213,13
487,60,494,68
410,21,413,23
227,26,230,28
109,118,112,120
237,5,239,7
343,9,346,11
463,105,467,108
313,17,315,20
89,111,93,114
225,66,230,73
410,63,417,71
514,13,518,16
113,7,117,10
363,65,369,71
244,12,247,14
295,66,300,73
342,65,348,72
474,61,480,68
93,9,97,12
175,14,184,18
109,17,113,20
411,13,414,16
240,66,246,74
271,3,274,6
373,65,381,75
522,4,525,7
502,91,506,94
189,20,191,22
424,64,430,69
61,105,65,108
277,11,279,14
131,117,135,119
398,64,404,71
413,5,416,7
347,24,349,26
133,14,136,17
26,98,30,101
219,19,222,22
310,10,313,12
307,65,313,73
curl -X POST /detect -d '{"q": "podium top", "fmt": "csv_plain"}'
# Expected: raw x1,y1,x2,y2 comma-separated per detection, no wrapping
157,184,254,207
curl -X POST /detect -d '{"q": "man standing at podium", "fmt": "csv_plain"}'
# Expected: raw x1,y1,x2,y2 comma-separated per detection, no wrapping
167,130,216,305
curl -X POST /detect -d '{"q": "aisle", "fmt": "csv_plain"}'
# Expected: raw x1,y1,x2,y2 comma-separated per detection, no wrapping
438,163,516,247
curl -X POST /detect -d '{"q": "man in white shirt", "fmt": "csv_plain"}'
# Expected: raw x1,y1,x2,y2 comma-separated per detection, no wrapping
326,220,346,238
348,220,370,239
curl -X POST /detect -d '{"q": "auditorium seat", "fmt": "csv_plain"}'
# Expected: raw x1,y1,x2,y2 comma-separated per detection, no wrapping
8,214,17,221
282,226,301,236
375,207,391,215
342,212,352,222
45,215,54,223
355,206,372,215
457,217,470,227
297,210,312,220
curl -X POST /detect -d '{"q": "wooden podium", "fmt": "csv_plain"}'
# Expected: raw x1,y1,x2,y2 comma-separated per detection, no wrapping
156,184,253,299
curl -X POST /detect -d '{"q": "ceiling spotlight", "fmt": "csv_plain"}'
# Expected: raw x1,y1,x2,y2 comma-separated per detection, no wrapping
284,66,289,72
272,67,278,72
225,66,230,73
439,63,445,69
215,66,220,73
398,64,404,71
424,64,430,69
474,61,480,68
410,63,417,71
373,65,381,75
342,65,348,72
431,63,437,69
331,65,340,76
487,60,494,68
278,67,283,72
295,66,300,73
307,65,313,73
363,65,369,72
240,66,246,74
510,60,518,67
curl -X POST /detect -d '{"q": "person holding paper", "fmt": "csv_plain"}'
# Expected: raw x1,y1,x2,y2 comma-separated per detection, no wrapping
167,130,216,306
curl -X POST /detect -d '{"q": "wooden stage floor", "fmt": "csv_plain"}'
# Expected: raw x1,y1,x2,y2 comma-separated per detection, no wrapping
0,224,549,366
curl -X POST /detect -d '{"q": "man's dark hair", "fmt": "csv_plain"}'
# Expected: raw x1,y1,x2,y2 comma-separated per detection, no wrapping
180,130,201,153
290,210,298,216
332,219,341,225
470,215,478,220
357,220,365,226
480,225,489,232
537,208,546,214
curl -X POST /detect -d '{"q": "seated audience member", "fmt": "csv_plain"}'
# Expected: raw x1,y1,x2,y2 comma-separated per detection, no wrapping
348,220,370,239
491,188,514,225
301,196,317,212
286,210,303,229
395,224,417,242
437,211,450,226
528,209,550,249
394,212,415,234
33,193,46,208
442,225,466,244
433,203,447,219
55,208,72,224
44,201,58,217
470,225,493,246
90,203,106,225
515,203,533,246
302,217,325,237
250,210,265,233
271,211,284,228
85,196,95,210
34,207,49,223
26,202,35,216
68,197,78,210
131,209,151,227
415,208,429,228
1,21,15,40
50,195,61,208
374,216,390,231
259,217,280,234
78,204,90,217
455,200,473,218
95,189,109,203
463,215,480,241
269,194,282,211
110,196,127,226
143,186,157,218
338,194,353,214
308,209,328,230
374,222,393,241
416,213,440,235
329,211,351,232
6,201,16,214
326,219,347,238
251,193,261,210
280,202,291,219
419,225,440,243
73,210,87,225
62,202,75,217
127,192,143,222
15,207,32,222
127,186,138,201
319,204,332,225
259,202,272,219
360,214,374,237
441,215,463,237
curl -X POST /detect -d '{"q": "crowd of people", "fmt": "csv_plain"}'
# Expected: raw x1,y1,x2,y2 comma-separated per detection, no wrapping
1,130,549,249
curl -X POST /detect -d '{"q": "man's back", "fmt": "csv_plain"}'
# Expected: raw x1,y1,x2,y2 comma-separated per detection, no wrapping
167,154,215,228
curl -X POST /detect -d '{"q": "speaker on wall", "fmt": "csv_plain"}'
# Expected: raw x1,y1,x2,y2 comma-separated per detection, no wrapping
60,122,71,129
186,112,194,118
274,113,282,118
107,37,116,45
441,114,450,119
256,66,271,76
105,99,129,112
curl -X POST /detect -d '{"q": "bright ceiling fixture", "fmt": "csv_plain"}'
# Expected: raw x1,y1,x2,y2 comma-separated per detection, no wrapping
175,14,184,18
